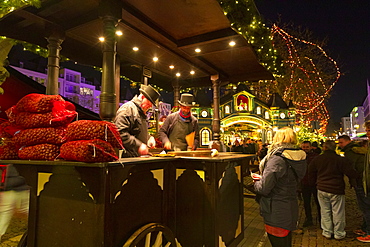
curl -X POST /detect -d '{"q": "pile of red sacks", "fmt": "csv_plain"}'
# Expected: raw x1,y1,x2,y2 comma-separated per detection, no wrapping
59,120,123,162
5,94,77,160
0,93,123,162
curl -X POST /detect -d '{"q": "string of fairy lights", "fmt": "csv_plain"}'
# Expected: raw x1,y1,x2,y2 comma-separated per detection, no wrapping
271,24,341,133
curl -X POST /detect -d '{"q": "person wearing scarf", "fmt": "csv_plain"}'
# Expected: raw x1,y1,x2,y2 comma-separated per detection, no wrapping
159,93,199,151
253,127,307,247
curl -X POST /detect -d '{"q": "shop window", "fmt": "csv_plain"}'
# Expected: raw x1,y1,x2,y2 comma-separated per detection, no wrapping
256,106,261,114
225,105,230,114
201,128,211,146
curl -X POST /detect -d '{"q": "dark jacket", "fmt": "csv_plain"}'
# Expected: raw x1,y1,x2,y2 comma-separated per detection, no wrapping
1,164,29,191
341,142,365,186
159,111,199,150
301,151,320,187
114,97,149,157
363,146,370,196
309,150,358,195
254,148,307,231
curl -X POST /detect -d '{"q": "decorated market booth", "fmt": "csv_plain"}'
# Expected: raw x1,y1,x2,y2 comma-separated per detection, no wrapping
0,0,273,246
191,91,296,147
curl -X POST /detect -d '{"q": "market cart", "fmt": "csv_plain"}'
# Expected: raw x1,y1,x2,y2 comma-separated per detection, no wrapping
0,153,253,247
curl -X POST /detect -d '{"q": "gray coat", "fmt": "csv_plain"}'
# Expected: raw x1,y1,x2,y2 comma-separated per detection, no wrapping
254,148,307,231
159,111,199,150
114,97,148,157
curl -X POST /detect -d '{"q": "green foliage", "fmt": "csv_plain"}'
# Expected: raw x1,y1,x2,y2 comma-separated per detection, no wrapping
217,0,284,76
296,126,325,144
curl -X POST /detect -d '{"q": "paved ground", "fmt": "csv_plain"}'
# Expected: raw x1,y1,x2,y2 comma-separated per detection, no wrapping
1,177,368,247
0,213,27,247
240,176,368,247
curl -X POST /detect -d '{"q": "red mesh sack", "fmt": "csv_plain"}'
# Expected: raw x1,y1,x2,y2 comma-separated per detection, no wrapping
0,120,22,138
18,144,60,161
65,120,123,149
0,138,19,160
13,93,64,113
60,139,118,162
13,127,66,147
7,111,76,128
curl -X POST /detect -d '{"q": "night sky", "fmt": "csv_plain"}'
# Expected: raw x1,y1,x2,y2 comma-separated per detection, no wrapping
254,0,370,132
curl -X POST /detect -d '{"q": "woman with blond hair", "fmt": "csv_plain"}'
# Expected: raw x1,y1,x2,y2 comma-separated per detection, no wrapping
253,127,307,246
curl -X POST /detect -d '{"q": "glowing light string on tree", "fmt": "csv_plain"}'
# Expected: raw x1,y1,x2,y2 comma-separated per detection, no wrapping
271,24,341,133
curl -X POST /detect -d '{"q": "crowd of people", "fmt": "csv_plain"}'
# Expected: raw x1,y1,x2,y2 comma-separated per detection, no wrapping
251,124,370,247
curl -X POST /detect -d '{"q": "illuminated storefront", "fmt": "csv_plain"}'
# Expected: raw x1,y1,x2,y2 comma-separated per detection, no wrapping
195,91,297,147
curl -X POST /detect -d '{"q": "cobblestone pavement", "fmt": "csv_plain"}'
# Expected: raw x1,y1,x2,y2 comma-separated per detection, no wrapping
243,175,369,247
0,213,27,247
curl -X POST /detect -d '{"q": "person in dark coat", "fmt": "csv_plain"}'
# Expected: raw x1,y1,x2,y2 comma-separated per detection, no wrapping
0,164,29,242
309,140,358,240
114,84,160,157
253,127,307,247
338,135,370,238
159,93,199,151
355,121,370,242
300,141,320,227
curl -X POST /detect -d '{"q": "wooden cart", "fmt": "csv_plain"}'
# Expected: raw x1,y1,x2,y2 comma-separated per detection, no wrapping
0,153,253,247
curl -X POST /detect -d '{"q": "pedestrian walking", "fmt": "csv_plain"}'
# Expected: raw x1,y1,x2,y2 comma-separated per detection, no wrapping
337,134,370,239
0,164,29,242
300,141,320,227
253,127,307,247
309,140,358,240
356,121,370,242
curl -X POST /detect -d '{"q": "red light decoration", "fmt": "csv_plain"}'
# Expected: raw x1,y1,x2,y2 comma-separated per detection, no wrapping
271,24,341,133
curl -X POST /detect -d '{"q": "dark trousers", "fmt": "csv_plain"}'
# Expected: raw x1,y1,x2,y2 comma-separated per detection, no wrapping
354,186,370,234
267,232,292,247
302,185,320,222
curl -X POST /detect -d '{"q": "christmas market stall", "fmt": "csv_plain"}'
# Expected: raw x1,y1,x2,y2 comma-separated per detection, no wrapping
0,0,273,246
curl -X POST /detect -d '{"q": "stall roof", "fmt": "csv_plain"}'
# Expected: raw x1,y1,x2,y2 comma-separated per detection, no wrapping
0,0,274,91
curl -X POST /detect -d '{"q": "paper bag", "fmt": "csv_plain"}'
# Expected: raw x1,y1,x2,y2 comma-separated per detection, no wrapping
185,132,195,147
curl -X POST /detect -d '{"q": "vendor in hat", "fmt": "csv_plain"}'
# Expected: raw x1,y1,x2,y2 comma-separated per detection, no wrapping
159,93,199,151
114,84,160,157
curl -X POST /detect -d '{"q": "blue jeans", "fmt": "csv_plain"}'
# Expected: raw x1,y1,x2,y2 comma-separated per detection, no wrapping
317,190,346,239
354,186,370,234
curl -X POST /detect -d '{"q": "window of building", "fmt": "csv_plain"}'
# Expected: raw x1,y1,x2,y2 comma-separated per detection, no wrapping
201,128,211,146
225,105,230,114
256,106,261,114
265,111,270,119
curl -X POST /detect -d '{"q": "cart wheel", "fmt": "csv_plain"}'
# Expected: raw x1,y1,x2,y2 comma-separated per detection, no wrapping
122,223,179,247
17,230,27,247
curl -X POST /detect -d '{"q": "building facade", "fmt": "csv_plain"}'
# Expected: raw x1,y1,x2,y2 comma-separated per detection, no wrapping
191,91,297,147
11,66,101,114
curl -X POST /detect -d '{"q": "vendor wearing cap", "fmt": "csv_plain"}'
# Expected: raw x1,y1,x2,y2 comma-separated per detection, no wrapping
114,84,160,157
159,93,199,151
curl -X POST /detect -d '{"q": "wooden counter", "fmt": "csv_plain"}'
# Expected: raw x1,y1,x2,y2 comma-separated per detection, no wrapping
0,153,253,247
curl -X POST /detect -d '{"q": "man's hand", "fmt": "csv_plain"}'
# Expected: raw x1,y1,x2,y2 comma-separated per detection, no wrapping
164,141,172,150
138,143,149,155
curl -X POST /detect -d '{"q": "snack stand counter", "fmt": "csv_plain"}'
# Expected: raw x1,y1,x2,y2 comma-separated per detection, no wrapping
0,153,253,247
